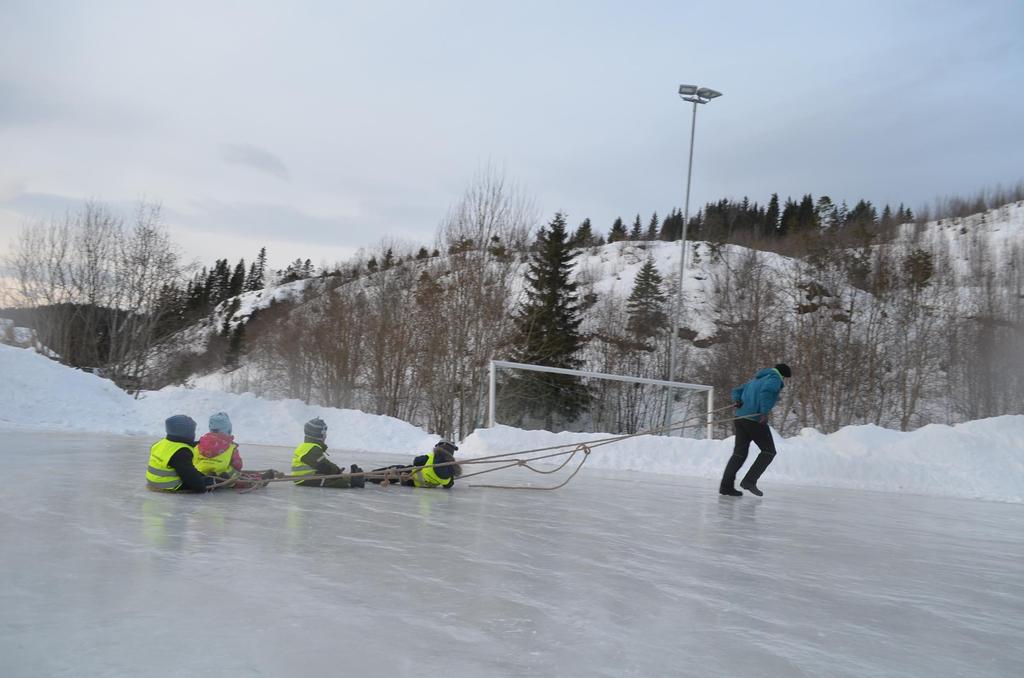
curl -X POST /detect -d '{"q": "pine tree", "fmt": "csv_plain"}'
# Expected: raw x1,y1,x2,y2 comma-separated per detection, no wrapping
659,209,682,241
815,196,838,229
185,270,207,316
245,262,258,290
280,258,305,283
626,258,668,344
847,200,877,229
507,212,590,426
629,214,643,240
880,204,894,230
796,194,817,231
229,259,246,297
778,198,799,237
646,212,660,240
572,218,594,248
209,259,231,304
765,193,780,235
608,217,627,243
245,247,267,291
836,200,849,226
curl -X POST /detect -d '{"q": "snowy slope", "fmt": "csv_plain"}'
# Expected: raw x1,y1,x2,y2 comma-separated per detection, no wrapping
895,200,1024,274
3,343,1022,502
150,276,318,366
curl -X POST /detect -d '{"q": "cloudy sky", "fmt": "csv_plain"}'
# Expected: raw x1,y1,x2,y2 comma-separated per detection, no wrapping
1,0,1021,269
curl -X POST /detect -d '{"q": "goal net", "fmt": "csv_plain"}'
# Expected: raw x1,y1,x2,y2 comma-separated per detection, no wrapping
488,360,714,438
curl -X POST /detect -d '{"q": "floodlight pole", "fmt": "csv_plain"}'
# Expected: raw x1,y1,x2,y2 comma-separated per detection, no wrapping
666,84,721,431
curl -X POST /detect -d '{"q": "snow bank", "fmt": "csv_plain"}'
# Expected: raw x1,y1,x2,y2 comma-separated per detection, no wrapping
133,386,435,451
0,344,435,452
3,343,1023,501
0,342,137,433
462,417,1024,503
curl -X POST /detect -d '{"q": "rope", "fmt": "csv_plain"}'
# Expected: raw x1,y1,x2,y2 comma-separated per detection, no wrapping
203,470,280,493
470,444,592,490
201,403,753,492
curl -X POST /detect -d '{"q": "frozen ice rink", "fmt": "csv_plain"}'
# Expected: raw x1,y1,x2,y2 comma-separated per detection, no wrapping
2,431,1023,677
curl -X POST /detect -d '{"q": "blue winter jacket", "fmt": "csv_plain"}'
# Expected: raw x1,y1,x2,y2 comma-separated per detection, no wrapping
732,368,785,421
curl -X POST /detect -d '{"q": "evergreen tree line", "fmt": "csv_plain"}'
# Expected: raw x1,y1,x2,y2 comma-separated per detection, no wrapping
178,247,268,320
568,193,917,251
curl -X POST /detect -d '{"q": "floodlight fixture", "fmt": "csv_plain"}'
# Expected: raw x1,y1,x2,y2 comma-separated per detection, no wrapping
679,85,723,105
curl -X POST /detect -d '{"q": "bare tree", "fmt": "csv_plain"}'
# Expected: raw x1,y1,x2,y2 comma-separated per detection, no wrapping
417,166,538,438
5,201,184,390
106,203,184,391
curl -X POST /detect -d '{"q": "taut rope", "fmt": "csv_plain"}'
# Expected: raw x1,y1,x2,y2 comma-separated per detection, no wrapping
247,403,742,491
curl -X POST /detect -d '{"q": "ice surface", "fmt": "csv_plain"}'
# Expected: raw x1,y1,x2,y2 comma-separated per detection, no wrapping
2,431,1023,677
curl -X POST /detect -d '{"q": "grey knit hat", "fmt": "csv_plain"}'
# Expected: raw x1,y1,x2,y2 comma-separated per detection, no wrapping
209,411,232,434
304,417,328,442
165,414,197,441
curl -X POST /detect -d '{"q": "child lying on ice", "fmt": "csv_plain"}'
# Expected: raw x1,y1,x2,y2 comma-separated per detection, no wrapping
369,440,463,489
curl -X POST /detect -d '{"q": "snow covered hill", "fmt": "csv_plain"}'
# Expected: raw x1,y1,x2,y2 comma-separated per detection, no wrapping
3,343,1022,502
167,199,1024,389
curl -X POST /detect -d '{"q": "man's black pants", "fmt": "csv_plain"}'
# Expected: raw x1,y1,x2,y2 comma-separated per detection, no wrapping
720,418,777,488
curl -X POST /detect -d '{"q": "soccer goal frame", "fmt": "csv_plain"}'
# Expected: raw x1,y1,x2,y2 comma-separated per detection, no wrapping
488,360,715,439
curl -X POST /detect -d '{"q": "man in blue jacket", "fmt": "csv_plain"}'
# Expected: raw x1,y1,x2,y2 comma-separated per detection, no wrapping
719,363,792,497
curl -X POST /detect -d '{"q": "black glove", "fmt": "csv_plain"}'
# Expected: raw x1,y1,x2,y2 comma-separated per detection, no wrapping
203,476,217,492
733,399,742,409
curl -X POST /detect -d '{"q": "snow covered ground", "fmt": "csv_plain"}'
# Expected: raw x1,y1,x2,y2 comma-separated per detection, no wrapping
1,430,1022,677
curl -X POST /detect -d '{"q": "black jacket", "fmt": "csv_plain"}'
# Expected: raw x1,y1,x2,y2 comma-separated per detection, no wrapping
165,435,210,493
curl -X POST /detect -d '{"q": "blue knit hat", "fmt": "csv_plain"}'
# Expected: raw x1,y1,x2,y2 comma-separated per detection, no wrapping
209,411,232,434
165,414,197,441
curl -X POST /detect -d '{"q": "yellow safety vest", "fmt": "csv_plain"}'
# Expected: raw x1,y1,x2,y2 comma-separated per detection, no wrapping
411,452,449,488
195,443,239,479
146,438,196,491
292,442,324,482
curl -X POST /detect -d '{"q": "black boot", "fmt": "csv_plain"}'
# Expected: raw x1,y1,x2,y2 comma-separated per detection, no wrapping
349,464,366,488
740,452,775,497
719,453,746,497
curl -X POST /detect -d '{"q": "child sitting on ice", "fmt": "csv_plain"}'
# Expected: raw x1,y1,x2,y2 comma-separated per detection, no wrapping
290,417,365,488
196,412,281,487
